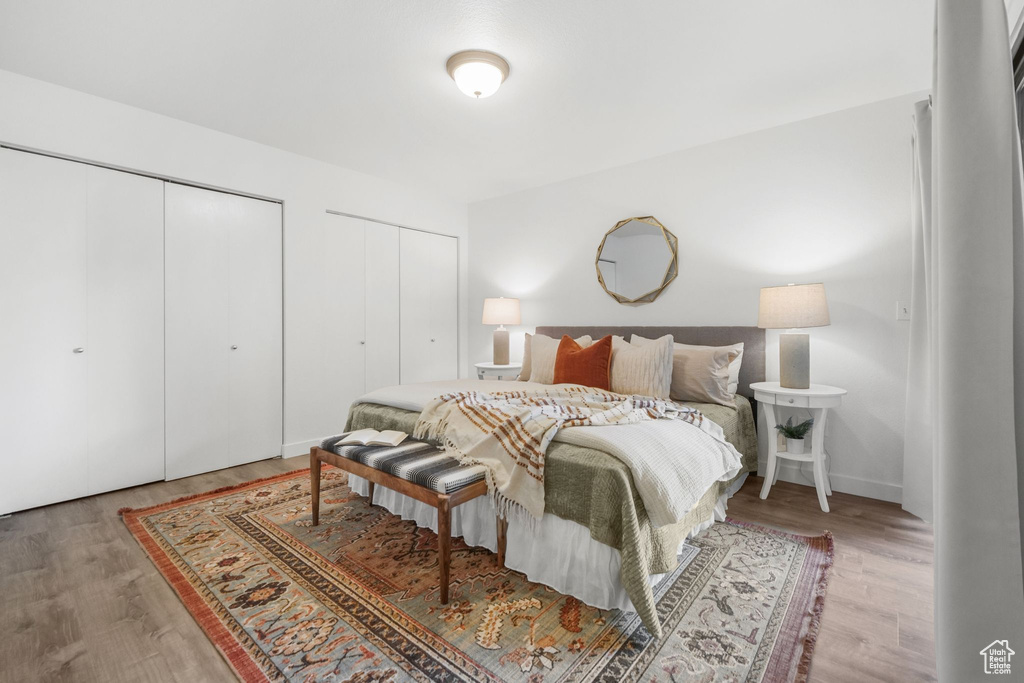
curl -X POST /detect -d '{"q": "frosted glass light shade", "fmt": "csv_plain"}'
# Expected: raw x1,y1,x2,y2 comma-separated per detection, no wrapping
446,50,510,98
758,283,830,329
453,63,502,98
482,297,521,325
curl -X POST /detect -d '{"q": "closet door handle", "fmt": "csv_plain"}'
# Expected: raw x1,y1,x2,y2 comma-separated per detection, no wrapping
72,347,85,354
231,345,238,350
360,341,365,345
430,338,436,342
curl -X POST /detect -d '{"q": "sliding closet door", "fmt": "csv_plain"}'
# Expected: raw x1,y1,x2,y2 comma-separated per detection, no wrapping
427,232,459,380
85,166,165,493
226,195,282,466
399,230,433,383
365,223,400,391
165,184,230,479
323,214,367,410
165,184,282,479
399,229,459,384
0,149,89,514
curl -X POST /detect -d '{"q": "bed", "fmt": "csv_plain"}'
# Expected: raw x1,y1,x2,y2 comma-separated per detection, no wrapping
341,325,764,638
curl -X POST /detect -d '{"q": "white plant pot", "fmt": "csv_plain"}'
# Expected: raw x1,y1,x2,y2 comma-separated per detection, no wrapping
786,437,805,454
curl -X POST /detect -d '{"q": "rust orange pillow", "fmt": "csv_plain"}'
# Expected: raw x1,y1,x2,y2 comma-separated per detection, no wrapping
553,334,613,390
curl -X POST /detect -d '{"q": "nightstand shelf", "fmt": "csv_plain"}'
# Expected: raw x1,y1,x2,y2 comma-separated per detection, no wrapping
750,381,847,512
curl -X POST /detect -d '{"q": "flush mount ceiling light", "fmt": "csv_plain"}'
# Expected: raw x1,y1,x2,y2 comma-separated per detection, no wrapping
445,50,510,98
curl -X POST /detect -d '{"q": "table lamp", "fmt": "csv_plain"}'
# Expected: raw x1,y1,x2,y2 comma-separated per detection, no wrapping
757,283,830,389
482,297,520,365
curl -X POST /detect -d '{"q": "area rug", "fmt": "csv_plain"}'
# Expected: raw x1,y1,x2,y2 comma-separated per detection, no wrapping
120,468,833,683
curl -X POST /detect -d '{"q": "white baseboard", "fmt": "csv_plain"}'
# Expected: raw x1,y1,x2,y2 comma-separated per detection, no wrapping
756,458,902,504
282,438,322,458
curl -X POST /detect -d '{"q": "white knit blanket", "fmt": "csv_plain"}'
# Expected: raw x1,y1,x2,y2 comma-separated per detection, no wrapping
557,418,743,526
366,380,743,528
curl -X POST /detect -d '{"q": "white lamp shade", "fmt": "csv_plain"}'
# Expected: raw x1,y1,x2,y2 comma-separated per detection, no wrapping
757,283,830,329
482,297,521,325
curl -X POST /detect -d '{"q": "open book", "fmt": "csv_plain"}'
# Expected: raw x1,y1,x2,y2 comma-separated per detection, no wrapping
338,428,408,447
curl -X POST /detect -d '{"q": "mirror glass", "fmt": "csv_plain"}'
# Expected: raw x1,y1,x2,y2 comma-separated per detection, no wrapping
596,217,678,304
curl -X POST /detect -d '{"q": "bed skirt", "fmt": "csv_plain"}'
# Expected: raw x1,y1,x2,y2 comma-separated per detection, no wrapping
347,471,748,613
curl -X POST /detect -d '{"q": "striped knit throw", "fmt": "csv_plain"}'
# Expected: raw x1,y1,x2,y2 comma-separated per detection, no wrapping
413,386,706,525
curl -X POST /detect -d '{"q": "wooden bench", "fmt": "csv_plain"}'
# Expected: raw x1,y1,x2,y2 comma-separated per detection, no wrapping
310,441,507,604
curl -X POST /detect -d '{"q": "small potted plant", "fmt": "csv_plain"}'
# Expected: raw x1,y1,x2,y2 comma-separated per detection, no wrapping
775,416,814,454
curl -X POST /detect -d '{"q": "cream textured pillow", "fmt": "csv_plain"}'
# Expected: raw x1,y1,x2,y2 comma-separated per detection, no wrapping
519,333,533,380
527,334,592,384
609,335,673,399
631,335,739,406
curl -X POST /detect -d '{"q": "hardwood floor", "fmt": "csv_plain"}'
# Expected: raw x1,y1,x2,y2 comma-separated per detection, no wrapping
0,460,934,682
0,457,305,683
729,476,936,683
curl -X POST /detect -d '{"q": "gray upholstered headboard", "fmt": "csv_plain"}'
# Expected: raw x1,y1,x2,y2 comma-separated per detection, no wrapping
534,326,766,400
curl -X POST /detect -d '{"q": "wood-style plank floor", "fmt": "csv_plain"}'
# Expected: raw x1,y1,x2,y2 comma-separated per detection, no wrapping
0,459,935,682
729,477,936,682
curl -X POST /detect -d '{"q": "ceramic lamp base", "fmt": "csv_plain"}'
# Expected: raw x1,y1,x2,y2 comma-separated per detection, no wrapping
492,327,510,365
779,333,810,389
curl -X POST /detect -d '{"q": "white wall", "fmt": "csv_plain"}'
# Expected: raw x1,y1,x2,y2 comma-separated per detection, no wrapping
0,69,469,456
1009,0,1024,43
468,92,924,503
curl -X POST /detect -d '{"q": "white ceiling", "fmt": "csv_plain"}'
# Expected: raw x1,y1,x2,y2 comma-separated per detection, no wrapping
0,1,933,202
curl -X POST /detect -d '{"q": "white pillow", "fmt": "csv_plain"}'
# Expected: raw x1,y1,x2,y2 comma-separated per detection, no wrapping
519,333,534,380
527,334,593,384
609,335,673,399
632,336,744,395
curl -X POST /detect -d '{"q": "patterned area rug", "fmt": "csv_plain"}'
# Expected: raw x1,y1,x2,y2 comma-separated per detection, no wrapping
120,468,832,682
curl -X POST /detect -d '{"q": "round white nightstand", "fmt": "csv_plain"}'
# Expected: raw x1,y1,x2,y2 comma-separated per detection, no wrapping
475,362,522,380
749,381,847,512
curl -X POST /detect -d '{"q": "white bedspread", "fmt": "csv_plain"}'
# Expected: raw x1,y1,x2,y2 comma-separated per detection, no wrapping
358,379,743,527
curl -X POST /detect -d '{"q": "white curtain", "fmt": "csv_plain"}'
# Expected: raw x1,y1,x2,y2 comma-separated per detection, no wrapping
903,99,934,522
905,0,1024,679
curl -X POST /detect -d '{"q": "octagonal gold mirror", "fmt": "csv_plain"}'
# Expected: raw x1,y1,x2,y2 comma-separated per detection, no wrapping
596,216,678,304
